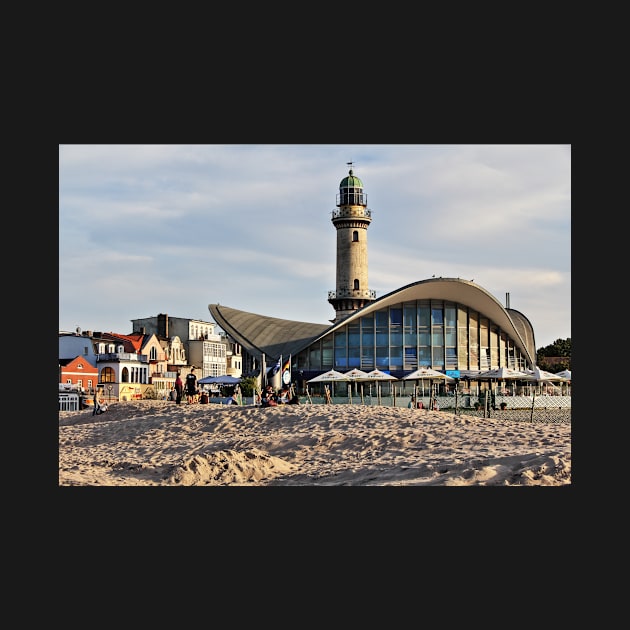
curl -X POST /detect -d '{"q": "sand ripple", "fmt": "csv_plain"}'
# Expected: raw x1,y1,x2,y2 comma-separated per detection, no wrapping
59,400,571,486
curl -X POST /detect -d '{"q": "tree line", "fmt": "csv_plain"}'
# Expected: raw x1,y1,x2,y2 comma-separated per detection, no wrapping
536,338,571,372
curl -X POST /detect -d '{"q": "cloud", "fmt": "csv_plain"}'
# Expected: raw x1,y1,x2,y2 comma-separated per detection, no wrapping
59,144,570,348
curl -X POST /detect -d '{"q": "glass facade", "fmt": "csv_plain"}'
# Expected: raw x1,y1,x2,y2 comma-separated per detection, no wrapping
296,299,529,377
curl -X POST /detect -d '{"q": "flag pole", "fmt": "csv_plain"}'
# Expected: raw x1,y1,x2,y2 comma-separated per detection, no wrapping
262,353,267,389
282,354,291,392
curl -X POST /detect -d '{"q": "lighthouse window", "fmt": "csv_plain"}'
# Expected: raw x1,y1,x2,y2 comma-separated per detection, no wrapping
352,230,359,242
340,188,365,205
353,279,360,290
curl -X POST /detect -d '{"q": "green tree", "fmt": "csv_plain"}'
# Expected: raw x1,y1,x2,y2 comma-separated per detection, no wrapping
239,376,258,397
536,338,571,372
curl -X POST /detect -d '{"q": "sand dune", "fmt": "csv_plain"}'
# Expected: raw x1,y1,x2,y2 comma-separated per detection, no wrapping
58,400,571,486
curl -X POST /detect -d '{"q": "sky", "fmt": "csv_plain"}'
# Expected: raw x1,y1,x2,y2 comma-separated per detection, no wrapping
59,144,571,349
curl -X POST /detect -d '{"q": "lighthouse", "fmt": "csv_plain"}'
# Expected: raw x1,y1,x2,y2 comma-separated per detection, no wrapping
327,163,376,323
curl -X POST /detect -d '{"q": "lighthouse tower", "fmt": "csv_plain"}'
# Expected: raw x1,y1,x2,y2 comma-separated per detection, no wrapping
328,163,376,323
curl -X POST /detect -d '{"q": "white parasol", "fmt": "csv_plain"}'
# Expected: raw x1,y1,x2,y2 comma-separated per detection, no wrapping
523,366,569,396
363,369,398,401
342,369,371,403
476,367,528,396
364,369,398,381
524,367,569,382
307,369,351,383
476,367,529,380
402,367,454,399
554,369,571,395
307,369,351,401
342,368,371,381
402,367,454,381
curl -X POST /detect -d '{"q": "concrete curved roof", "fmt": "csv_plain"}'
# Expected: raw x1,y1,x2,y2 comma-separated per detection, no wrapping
505,308,536,360
208,277,536,367
208,304,329,363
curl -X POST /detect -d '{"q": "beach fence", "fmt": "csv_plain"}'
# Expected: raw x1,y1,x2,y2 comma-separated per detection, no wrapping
60,386,569,424
450,392,571,424
301,385,571,424
59,391,80,411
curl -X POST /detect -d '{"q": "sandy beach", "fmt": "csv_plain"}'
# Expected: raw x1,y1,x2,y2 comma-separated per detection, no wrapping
59,400,571,486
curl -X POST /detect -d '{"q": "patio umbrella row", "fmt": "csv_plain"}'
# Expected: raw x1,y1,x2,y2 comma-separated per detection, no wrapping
307,368,398,383
307,367,571,384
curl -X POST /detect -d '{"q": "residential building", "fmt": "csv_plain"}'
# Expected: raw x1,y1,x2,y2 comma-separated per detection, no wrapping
131,314,241,379
59,355,98,392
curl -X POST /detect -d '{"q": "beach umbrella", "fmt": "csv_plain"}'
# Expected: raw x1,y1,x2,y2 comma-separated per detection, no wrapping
342,369,371,402
342,368,371,381
364,368,398,381
476,367,529,395
457,370,483,395
307,369,351,383
307,369,351,400
402,367,454,381
476,367,528,380
523,366,569,395
554,369,571,395
402,367,454,398
364,369,398,400
459,370,483,379
197,375,242,385
523,367,569,382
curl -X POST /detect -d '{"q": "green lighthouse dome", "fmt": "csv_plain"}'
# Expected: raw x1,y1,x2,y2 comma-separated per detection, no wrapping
340,168,363,188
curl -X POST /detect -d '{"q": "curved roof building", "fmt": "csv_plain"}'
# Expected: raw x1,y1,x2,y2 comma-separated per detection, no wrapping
208,166,537,382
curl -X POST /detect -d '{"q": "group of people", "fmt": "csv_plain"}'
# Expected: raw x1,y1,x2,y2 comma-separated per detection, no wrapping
260,384,299,407
172,371,300,407
173,369,245,405
225,384,241,405
408,395,439,410
174,368,199,405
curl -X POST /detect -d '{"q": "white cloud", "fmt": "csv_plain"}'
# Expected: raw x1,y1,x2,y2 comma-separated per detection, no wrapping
59,144,570,347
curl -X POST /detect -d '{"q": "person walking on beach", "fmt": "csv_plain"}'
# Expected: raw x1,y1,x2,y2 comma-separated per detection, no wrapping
185,368,197,404
174,372,183,405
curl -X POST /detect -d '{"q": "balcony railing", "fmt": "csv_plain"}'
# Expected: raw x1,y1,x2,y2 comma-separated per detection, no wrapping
96,353,149,363
328,289,377,299
331,207,372,219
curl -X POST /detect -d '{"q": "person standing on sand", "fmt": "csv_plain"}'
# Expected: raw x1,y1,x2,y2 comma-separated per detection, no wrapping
93,387,102,415
185,368,197,404
92,387,108,415
174,372,183,405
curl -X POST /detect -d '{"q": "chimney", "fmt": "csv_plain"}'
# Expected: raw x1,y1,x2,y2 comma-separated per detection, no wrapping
158,313,168,338
505,292,510,309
